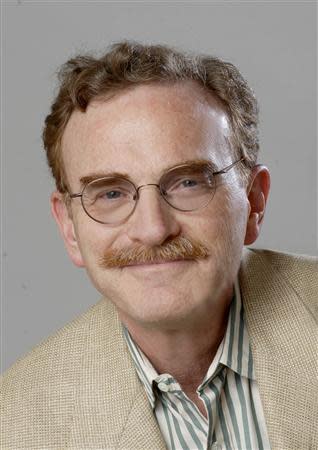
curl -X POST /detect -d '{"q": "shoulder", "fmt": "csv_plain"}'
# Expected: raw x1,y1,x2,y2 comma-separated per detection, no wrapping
242,247,317,283
1,297,121,384
241,247,318,319
2,298,107,381
242,247,317,275
0,298,121,447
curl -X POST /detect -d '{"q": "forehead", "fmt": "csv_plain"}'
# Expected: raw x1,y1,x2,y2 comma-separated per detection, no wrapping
61,81,232,188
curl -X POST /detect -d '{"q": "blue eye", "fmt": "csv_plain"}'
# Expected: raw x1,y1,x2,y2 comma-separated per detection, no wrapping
182,179,198,188
105,190,122,199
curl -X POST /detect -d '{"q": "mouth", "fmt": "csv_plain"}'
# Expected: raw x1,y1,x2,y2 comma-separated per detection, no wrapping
121,259,194,276
121,258,196,283
123,258,191,267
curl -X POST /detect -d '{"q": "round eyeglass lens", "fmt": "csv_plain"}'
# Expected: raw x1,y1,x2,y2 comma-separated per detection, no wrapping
82,177,137,224
160,166,216,211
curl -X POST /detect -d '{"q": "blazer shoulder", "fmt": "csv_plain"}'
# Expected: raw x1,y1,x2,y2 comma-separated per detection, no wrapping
1,298,110,396
0,298,118,448
242,247,318,319
244,246,317,267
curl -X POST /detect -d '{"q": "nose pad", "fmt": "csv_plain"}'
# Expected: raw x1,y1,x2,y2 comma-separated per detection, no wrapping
135,183,164,202
136,183,161,194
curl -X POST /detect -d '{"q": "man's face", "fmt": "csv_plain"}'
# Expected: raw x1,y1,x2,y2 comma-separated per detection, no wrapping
53,81,253,329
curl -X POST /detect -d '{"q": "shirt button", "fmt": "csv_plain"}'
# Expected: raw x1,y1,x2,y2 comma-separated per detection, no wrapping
158,382,170,392
211,442,221,450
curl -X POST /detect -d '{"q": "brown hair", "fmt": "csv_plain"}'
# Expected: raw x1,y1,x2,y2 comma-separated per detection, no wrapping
42,40,259,192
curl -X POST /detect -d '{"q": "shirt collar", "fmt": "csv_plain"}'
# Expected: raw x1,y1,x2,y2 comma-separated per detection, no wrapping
200,277,256,390
122,276,256,409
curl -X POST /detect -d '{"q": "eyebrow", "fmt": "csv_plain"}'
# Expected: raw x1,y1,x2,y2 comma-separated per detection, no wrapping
79,170,131,187
78,158,219,188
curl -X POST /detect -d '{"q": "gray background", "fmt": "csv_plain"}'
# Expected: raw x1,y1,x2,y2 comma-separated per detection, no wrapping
2,1,317,372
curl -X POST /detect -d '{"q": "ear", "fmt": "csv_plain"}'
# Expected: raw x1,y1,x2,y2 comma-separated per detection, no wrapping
244,165,271,245
50,191,85,267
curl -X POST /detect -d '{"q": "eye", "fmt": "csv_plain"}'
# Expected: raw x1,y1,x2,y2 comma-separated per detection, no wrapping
100,190,123,200
181,179,198,188
171,176,202,191
95,187,133,202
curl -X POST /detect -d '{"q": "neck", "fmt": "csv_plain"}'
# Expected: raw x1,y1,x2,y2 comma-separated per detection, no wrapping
119,286,233,393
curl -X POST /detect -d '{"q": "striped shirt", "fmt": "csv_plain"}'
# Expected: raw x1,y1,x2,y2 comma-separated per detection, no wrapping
123,278,271,450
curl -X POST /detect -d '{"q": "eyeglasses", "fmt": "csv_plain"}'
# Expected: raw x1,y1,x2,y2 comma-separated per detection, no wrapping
68,157,245,225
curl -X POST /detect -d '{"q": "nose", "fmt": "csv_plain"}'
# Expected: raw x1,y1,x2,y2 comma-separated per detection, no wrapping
126,184,180,247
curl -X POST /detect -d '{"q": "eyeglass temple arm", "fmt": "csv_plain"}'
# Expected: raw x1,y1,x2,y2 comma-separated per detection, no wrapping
213,157,245,175
69,193,82,199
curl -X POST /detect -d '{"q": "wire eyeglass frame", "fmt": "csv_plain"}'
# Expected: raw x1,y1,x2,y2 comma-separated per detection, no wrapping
68,156,245,225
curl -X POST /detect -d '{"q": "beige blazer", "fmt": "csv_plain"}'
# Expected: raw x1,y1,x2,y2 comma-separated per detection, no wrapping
1,248,317,450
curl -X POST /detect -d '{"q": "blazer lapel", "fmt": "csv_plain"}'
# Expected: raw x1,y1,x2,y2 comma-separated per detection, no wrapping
239,248,317,450
118,389,167,450
67,298,166,450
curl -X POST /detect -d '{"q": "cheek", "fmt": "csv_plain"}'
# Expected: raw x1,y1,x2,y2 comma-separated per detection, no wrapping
73,219,110,267
73,227,115,294
203,194,248,290
201,189,248,254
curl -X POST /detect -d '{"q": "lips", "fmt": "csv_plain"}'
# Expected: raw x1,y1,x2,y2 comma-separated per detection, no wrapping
125,259,185,267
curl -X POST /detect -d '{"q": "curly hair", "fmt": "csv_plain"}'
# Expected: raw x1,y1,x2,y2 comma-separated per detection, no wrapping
42,41,259,192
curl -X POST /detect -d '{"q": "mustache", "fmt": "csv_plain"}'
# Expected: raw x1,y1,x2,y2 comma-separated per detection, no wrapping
99,236,211,268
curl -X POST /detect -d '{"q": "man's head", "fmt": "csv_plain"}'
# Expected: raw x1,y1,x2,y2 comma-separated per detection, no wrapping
43,41,260,193
44,41,270,330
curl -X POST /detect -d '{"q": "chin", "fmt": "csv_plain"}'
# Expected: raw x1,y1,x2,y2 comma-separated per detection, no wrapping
116,284,220,331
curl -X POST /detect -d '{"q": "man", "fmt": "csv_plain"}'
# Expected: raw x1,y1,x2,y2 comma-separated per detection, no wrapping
1,41,317,450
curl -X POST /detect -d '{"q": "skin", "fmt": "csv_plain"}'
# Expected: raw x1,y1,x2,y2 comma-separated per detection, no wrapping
51,81,270,418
